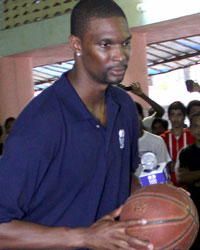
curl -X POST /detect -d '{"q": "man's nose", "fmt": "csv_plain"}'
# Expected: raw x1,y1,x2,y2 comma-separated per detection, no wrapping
112,45,128,62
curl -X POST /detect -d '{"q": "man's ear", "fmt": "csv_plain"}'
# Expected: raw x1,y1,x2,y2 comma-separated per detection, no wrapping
69,34,82,56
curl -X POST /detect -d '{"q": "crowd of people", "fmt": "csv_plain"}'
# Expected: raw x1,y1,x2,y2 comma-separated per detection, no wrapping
119,82,200,249
0,0,199,249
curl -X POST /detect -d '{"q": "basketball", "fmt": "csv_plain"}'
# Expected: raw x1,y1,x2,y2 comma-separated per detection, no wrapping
120,184,199,250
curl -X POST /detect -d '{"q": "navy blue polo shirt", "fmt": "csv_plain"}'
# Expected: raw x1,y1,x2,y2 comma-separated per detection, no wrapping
0,73,138,228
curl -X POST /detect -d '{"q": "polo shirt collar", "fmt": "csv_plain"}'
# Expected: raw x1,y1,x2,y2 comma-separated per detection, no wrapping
54,73,120,122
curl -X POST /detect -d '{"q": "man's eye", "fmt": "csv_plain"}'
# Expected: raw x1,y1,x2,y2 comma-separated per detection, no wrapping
101,43,111,48
122,41,130,46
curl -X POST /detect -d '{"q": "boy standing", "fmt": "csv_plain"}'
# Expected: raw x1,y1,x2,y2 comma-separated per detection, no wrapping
161,101,194,185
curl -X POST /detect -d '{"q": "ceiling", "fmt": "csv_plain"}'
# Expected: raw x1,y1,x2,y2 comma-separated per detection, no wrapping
147,35,200,75
33,61,74,91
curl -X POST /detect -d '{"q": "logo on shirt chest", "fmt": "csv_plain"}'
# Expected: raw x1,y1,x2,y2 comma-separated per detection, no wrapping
119,129,125,149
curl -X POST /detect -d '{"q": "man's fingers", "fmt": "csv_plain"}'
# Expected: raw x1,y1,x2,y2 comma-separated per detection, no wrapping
100,205,124,221
124,219,147,227
179,187,191,196
120,231,154,250
129,236,154,250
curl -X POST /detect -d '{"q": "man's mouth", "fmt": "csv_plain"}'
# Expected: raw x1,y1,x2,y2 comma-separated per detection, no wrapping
110,66,127,76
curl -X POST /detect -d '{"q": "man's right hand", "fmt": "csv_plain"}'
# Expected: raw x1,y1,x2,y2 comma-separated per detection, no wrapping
192,81,200,93
81,206,154,250
130,82,144,97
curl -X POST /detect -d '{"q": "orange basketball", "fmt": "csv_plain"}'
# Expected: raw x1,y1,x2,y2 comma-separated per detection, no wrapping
120,184,199,250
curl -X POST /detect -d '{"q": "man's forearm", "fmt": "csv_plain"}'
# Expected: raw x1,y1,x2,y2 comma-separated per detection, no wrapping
138,93,164,117
0,220,85,250
176,169,200,185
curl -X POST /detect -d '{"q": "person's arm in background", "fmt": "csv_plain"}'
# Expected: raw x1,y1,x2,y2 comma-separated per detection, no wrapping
130,82,164,118
176,167,200,185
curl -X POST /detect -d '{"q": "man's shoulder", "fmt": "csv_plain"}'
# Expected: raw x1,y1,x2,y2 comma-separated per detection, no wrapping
144,131,164,144
160,130,171,138
180,143,194,155
183,128,195,143
184,128,194,136
109,85,133,103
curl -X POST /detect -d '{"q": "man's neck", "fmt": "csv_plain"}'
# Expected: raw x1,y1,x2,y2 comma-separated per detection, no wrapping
67,69,107,125
171,127,184,137
67,67,107,101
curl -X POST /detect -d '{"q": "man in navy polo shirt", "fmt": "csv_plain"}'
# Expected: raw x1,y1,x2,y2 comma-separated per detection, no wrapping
0,1,153,249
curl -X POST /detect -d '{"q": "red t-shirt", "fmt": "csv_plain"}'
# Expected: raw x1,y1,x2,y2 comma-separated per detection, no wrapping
161,128,195,185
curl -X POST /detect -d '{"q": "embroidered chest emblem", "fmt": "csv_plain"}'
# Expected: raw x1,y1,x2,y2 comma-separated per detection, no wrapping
119,129,125,149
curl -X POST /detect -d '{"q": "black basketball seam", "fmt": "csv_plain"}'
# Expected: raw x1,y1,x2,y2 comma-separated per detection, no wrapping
185,193,199,226
180,193,199,250
184,226,199,250
128,193,192,217
182,194,199,250
146,213,189,225
157,215,198,250
126,192,198,249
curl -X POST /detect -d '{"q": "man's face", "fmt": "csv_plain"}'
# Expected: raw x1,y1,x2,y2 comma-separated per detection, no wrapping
79,16,132,85
188,105,200,119
152,122,166,135
190,116,200,142
169,109,185,129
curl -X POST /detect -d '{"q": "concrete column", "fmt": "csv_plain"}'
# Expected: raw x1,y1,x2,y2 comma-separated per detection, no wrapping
122,31,149,110
0,57,34,124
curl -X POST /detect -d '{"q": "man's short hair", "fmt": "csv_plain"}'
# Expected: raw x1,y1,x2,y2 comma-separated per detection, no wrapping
190,111,200,125
186,100,200,116
151,118,169,131
4,117,15,127
168,101,186,117
71,0,126,39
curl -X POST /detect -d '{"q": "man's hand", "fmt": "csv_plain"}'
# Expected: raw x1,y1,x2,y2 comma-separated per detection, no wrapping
192,82,200,93
130,82,144,96
82,206,154,250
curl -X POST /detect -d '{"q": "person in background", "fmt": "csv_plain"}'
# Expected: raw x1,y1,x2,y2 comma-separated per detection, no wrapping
4,117,16,135
186,79,200,93
186,100,200,120
131,82,165,132
175,111,200,249
193,81,200,93
136,102,171,164
0,1,153,249
151,118,168,136
117,82,165,132
161,101,195,186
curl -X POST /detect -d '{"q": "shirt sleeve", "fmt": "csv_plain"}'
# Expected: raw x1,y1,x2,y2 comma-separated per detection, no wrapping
142,112,156,132
0,125,58,223
156,138,171,164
